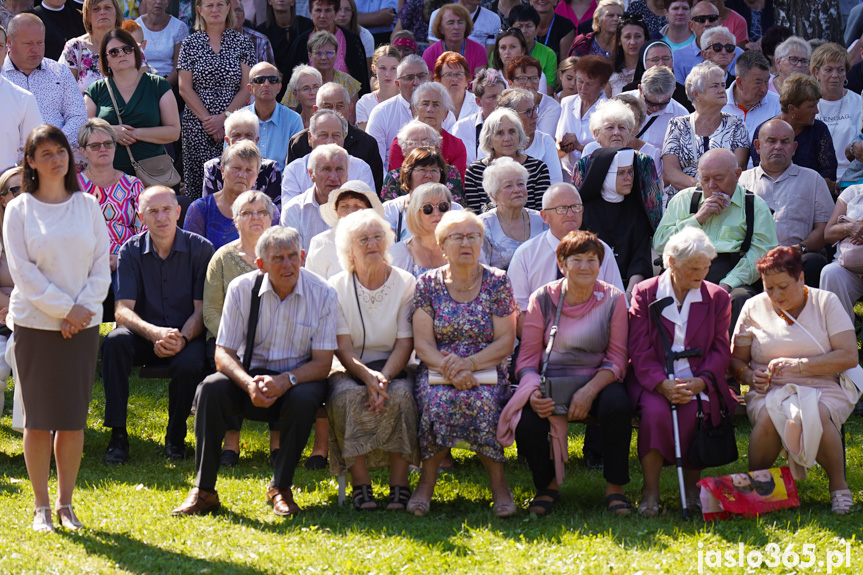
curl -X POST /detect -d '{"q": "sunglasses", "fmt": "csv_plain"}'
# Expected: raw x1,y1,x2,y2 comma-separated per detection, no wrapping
0,186,21,197
84,141,116,151
691,14,720,23
251,75,280,85
420,201,450,215
107,45,135,58
643,95,671,108
709,43,736,54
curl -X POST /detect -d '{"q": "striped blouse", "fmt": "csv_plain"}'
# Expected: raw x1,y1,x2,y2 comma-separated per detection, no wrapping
463,155,551,213
78,172,144,255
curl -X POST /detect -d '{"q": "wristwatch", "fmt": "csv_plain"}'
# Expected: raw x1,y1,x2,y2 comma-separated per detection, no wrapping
796,243,808,254
287,372,298,387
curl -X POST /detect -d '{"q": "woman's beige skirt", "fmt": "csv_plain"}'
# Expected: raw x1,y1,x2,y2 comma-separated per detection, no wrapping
15,325,100,430
326,370,420,475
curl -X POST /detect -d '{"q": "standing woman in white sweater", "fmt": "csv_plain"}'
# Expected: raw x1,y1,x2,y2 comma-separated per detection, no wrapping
4,125,111,533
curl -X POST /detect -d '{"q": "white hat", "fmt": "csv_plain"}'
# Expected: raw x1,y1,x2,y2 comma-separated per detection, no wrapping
319,180,386,228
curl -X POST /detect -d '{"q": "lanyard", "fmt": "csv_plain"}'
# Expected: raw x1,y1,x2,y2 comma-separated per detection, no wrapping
461,39,465,56
541,14,555,46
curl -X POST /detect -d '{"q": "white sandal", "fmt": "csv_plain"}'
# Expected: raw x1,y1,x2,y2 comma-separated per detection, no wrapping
830,489,854,515
55,504,83,530
33,506,54,533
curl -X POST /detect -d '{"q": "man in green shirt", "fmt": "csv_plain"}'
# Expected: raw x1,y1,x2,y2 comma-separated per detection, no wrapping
653,148,778,329
509,5,557,92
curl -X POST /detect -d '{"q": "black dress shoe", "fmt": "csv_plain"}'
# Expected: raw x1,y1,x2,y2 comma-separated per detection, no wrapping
164,443,186,461
220,449,240,467
103,434,129,465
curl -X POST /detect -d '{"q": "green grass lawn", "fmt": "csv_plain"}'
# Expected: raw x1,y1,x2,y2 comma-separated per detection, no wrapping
1,366,862,574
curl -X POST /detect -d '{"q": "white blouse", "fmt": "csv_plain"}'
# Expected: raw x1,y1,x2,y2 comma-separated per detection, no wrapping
329,266,416,363
3,192,111,331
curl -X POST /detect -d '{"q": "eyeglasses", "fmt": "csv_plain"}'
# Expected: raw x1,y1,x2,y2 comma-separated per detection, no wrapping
517,105,539,118
708,43,736,54
444,232,482,244
0,185,21,197
616,167,635,178
412,167,442,177
404,138,437,148
357,234,384,246
691,14,720,23
238,209,270,219
84,141,116,151
785,56,810,66
313,50,335,59
298,84,321,94
513,75,541,84
545,204,584,215
420,201,450,215
645,55,673,66
440,71,465,80
643,95,671,109
397,72,429,83
251,75,280,85
107,45,135,58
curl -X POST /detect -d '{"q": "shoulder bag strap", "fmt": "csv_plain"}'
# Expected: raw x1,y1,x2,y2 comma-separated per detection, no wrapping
636,115,659,139
539,281,566,379
104,75,139,167
243,272,266,372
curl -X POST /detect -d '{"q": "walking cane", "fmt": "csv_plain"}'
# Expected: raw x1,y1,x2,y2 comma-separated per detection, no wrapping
648,297,702,520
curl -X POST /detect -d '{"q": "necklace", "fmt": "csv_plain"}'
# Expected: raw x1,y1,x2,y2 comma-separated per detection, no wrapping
499,209,528,241
775,285,809,325
415,238,438,268
447,266,482,291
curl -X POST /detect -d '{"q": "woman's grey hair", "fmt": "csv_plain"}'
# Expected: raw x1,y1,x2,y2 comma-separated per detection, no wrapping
309,109,348,138
397,54,427,77
589,98,636,137
411,81,455,115
288,64,323,95
473,68,507,98
614,93,646,131
396,119,441,154
334,209,395,273
231,190,276,220
774,36,812,62
221,140,262,172
592,0,624,33
685,60,723,102
308,143,348,172
434,209,484,247
700,26,735,51
640,65,676,99
307,30,338,53
224,108,260,139
78,117,116,148
406,182,452,237
479,108,529,158
662,227,717,269
482,156,528,205
255,225,302,260
495,87,534,110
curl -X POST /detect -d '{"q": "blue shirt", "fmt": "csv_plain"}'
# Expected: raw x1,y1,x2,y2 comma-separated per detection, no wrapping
116,228,215,329
353,0,398,34
242,102,303,169
673,40,740,85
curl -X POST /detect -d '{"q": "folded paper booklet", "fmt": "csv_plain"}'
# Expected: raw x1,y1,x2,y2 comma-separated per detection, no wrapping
428,368,498,385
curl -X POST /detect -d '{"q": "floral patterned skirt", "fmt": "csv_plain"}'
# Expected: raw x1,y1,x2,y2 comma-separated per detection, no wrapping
414,364,510,462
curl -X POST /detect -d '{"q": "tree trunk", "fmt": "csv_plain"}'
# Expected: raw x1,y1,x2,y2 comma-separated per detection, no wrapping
774,0,843,45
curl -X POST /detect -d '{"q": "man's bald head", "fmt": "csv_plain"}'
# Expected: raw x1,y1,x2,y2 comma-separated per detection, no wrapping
698,148,742,197
690,1,719,42
7,13,44,40
756,119,797,172
139,185,179,211
691,1,719,17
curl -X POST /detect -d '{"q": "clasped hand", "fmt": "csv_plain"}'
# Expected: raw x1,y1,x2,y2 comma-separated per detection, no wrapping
364,369,391,413
440,350,477,390
61,304,95,339
116,124,138,146
694,193,730,224
153,327,186,358
656,377,706,404
558,133,579,153
840,216,863,244
248,374,289,408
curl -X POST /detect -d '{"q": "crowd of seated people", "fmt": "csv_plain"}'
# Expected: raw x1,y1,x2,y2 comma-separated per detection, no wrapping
4,0,863,533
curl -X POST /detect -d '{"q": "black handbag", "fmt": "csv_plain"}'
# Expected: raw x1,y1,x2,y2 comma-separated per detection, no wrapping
538,281,591,416
687,372,738,468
